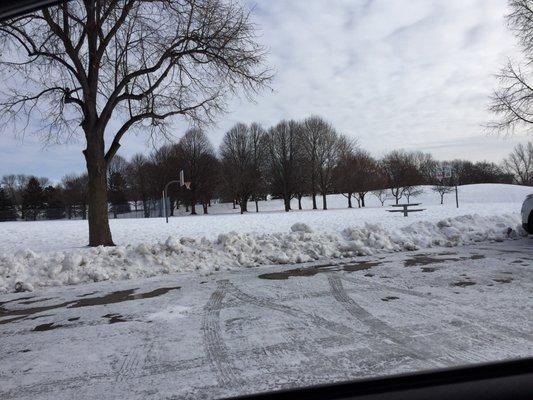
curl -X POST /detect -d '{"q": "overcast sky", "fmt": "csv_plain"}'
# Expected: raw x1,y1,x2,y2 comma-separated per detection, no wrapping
0,0,528,181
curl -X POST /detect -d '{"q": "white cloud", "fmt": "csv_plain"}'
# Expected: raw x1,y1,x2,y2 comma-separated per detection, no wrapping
0,0,526,179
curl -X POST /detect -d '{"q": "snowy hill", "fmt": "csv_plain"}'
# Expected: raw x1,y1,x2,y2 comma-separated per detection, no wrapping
206,183,533,214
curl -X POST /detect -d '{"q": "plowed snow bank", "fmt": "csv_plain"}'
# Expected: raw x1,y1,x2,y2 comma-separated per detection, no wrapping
0,213,525,293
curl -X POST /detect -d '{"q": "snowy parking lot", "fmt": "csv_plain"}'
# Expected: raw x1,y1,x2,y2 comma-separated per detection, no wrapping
1,238,532,399
0,183,532,398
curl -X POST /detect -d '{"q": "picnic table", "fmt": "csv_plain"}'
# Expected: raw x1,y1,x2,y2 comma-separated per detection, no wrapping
387,203,425,217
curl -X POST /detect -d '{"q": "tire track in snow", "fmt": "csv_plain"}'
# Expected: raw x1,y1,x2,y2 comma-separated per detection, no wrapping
115,341,155,383
327,274,461,367
220,280,352,336
341,274,532,342
219,280,352,379
201,281,242,388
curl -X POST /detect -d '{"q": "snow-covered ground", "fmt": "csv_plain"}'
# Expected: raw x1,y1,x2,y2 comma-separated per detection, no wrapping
0,184,531,293
1,239,532,399
1,184,531,253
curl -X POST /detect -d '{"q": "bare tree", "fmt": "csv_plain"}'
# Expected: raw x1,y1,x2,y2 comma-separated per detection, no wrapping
0,0,270,246
266,120,301,212
380,151,421,205
300,116,326,209
220,122,266,213
431,184,454,204
335,147,380,209
372,189,390,206
197,153,220,214
502,141,533,185
126,154,152,217
370,163,391,206
316,121,341,210
488,0,533,136
292,153,311,210
353,150,378,207
449,159,511,184
411,151,436,184
299,116,345,210
177,128,216,215
220,123,249,213
61,173,88,219
403,186,424,203
248,123,268,212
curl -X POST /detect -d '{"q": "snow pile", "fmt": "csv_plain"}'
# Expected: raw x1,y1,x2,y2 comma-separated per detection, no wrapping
0,213,526,293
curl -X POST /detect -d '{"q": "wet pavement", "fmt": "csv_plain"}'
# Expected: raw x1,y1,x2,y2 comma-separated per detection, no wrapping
1,238,532,399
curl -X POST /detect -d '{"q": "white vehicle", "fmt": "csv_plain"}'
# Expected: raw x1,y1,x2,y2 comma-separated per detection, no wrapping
522,194,533,234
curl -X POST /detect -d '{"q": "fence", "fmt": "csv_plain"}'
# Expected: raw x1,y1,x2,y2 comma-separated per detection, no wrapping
0,200,167,221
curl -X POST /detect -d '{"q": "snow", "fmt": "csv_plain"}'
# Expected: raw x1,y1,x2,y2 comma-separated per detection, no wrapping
1,239,532,399
0,184,531,293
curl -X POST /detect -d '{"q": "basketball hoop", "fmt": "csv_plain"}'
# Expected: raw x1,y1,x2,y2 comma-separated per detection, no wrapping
178,170,192,190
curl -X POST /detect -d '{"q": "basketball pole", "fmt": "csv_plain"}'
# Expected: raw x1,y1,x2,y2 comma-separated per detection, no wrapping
163,180,179,223
162,170,191,223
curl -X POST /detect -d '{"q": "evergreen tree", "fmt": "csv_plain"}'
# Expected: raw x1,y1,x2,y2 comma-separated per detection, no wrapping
44,186,65,220
0,187,17,221
21,177,45,221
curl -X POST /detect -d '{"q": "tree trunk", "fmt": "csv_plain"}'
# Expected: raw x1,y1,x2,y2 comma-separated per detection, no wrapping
84,143,114,247
312,192,317,210
322,193,327,210
239,195,249,214
298,195,302,210
348,194,352,208
360,193,365,207
190,190,197,215
203,202,208,214
440,194,444,204
284,195,291,212
255,199,259,212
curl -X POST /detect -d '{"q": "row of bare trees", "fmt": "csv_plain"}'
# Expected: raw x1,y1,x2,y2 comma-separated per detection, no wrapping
4,120,526,222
